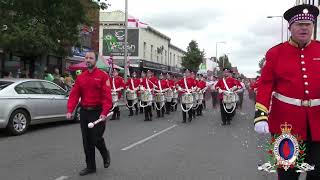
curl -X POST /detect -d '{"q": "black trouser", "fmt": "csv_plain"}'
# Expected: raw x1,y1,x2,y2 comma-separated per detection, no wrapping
128,100,138,115
220,100,235,124
182,104,193,122
111,106,120,119
80,108,109,170
165,101,172,114
143,102,152,120
277,126,320,180
156,102,165,117
139,100,144,113
237,92,244,109
212,91,218,108
197,100,204,115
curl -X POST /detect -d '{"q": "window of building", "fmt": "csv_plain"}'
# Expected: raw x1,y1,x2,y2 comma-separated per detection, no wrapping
151,45,153,60
143,42,147,59
173,54,176,66
169,52,172,66
164,50,167,65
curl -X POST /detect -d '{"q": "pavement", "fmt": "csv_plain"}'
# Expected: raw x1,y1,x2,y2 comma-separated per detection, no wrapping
0,93,305,180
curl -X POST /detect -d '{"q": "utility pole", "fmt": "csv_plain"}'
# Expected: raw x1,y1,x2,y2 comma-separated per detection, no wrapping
124,0,128,82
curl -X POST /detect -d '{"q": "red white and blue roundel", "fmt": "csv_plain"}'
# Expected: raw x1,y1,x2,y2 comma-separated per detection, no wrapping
273,134,300,170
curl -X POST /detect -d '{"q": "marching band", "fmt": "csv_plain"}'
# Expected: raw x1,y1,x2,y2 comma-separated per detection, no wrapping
107,68,245,124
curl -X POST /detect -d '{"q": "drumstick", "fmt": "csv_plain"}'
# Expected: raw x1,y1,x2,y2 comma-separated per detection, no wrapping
88,112,114,128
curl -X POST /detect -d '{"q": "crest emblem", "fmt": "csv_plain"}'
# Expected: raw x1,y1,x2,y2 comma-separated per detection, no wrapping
258,122,315,173
303,8,309,14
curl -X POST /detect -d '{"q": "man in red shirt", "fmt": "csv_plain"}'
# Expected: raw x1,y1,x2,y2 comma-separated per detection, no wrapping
139,71,146,114
140,71,155,121
154,73,168,117
110,69,125,120
176,69,197,123
67,51,112,176
215,68,239,125
196,74,207,116
148,70,158,110
254,4,320,179
126,71,140,116
165,73,175,114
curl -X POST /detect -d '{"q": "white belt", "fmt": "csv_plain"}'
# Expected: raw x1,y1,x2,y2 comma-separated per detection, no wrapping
273,92,320,107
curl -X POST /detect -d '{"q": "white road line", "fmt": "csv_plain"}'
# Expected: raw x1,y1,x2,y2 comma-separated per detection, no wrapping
121,124,178,151
55,176,69,180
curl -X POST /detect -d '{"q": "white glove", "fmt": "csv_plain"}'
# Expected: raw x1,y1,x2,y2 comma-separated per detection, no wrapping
254,121,270,134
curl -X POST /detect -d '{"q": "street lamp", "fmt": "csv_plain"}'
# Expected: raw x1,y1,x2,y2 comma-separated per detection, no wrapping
267,16,284,42
215,41,226,67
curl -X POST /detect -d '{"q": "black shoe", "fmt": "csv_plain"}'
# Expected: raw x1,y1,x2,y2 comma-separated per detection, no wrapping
135,111,139,115
227,121,231,125
188,117,192,122
129,114,133,116
221,122,227,126
103,151,111,168
182,120,186,123
79,168,96,176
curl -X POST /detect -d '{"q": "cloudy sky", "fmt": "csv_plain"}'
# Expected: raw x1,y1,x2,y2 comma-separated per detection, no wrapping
105,0,305,77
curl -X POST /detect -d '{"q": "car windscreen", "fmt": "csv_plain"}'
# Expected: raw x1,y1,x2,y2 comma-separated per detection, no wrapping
0,81,14,91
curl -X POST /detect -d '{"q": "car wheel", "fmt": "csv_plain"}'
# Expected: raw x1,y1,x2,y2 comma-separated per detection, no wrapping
7,109,30,135
74,106,81,122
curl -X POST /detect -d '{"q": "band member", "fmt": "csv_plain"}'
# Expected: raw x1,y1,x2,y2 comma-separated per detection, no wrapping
196,74,207,116
110,69,125,120
176,69,197,123
210,76,219,108
149,71,158,110
139,71,146,113
172,75,179,111
254,4,320,179
154,73,168,118
67,51,112,176
191,71,198,118
165,73,175,114
215,68,239,125
236,77,245,109
126,71,140,116
141,71,155,121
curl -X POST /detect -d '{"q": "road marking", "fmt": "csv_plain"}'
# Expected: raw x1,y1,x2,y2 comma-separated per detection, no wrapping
121,124,178,151
55,176,69,180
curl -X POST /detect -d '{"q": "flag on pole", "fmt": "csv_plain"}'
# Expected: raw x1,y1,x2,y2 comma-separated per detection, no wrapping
128,18,148,28
126,56,131,76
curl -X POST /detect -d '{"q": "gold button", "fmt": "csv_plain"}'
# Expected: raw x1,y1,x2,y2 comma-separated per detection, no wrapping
301,61,305,64
305,82,309,85
302,68,306,71
303,75,308,78
305,90,309,94
301,55,305,58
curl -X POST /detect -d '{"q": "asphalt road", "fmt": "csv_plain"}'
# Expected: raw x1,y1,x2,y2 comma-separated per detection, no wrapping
0,94,292,180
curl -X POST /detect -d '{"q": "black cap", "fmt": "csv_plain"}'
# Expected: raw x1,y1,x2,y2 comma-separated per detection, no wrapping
284,4,319,26
223,67,232,72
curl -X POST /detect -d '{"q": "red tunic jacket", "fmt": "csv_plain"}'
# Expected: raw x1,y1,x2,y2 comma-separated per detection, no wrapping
111,76,125,98
215,77,239,99
256,40,320,141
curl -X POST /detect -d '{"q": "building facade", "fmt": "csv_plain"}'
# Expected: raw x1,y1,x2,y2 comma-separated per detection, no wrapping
99,11,185,76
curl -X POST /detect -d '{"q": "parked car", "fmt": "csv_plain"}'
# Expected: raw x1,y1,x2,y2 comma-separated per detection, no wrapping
0,78,80,135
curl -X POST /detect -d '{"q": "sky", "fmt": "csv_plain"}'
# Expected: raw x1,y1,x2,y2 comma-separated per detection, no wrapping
103,0,312,78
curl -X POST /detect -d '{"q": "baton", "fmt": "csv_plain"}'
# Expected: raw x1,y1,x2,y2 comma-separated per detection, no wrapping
88,112,114,128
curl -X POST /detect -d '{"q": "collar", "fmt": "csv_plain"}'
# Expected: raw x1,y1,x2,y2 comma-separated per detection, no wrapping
288,37,312,48
87,67,97,74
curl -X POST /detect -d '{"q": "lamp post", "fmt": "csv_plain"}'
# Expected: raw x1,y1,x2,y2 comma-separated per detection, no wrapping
267,15,284,42
215,41,226,68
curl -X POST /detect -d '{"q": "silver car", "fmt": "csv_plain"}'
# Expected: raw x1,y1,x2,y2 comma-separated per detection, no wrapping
0,78,79,135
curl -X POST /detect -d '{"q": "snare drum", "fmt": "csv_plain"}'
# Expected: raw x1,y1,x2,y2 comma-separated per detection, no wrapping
173,91,179,99
141,91,153,102
198,92,204,100
193,92,199,102
126,90,137,100
165,89,173,102
181,93,194,104
223,92,236,104
112,92,118,103
155,93,165,103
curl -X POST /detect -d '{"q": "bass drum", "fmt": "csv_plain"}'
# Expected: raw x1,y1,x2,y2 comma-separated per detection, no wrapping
155,93,165,103
223,92,237,104
112,92,118,103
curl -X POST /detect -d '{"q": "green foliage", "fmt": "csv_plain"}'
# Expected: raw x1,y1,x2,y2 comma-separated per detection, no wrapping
0,0,102,56
257,57,266,74
182,40,205,72
217,54,232,70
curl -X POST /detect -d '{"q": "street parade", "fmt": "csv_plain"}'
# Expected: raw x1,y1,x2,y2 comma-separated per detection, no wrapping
0,0,320,180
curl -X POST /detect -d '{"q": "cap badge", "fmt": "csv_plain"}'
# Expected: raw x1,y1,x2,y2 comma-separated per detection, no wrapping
303,8,309,14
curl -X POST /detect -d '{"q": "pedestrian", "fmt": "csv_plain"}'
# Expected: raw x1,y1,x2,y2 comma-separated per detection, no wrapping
44,70,54,82
66,51,112,176
165,73,175,114
196,74,207,116
110,69,125,120
254,4,320,180
236,77,245,109
210,76,219,108
215,68,239,125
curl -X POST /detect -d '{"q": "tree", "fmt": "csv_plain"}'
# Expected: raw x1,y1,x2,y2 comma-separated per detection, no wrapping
217,54,232,70
257,57,266,74
0,0,106,56
182,40,205,72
